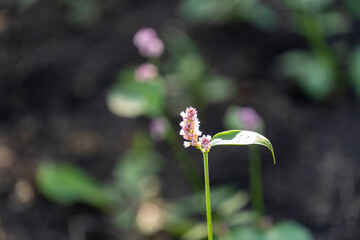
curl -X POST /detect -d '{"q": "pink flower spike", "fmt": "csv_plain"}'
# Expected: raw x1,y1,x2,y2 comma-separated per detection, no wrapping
135,63,158,82
179,107,211,152
179,107,202,148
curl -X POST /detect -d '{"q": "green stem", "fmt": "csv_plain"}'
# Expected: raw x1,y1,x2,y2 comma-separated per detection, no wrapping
249,145,264,219
203,152,213,240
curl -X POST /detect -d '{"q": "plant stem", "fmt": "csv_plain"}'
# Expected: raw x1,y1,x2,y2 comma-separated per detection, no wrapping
203,152,213,240
249,145,265,219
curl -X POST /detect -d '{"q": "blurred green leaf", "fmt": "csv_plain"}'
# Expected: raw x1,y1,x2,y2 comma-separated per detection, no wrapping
280,51,336,101
181,223,208,240
36,161,111,209
113,151,163,199
317,12,350,35
202,75,235,103
282,0,335,13
231,220,313,240
224,105,243,130
264,221,313,240
217,191,250,217
211,130,275,164
345,0,360,16
179,0,277,30
61,0,100,26
167,185,238,218
228,210,257,226
349,47,360,97
179,0,223,23
231,226,259,240
113,208,136,229
19,0,37,9
178,53,208,84
248,4,278,30
107,67,165,118
163,30,199,59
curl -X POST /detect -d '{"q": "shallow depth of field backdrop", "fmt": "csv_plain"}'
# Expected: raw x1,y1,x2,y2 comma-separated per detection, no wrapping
0,0,360,240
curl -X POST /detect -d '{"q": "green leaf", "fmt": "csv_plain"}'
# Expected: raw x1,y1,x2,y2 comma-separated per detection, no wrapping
181,223,208,240
264,221,313,240
202,75,235,104
345,0,360,17
107,67,165,118
231,220,314,240
179,0,277,28
36,161,111,209
317,12,350,35
282,0,335,13
231,226,260,240
349,47,360,97
211,130,275,164
280,51,336,101
177,53,207,84
113,151,163,198
216,191,250,217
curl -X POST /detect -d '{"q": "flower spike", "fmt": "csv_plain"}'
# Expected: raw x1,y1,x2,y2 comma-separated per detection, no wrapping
179,107,211,153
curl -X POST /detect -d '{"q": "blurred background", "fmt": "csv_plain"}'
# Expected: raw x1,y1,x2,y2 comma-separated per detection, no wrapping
0,0,360,239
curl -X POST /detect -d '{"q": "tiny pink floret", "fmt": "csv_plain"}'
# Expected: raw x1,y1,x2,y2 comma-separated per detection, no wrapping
179,107,211,152
199,135,211,152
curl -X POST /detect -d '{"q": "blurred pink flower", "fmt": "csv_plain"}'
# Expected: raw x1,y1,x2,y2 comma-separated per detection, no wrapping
133,28,158,47
133,27,164,58
149,117,169,141
180,107,211,152
239,107,263,131
135,63,158,82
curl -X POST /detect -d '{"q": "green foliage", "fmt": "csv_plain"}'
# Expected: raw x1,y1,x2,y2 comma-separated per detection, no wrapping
107,29,235,119
345,0,360,16
349,47,360,97
165,185,255,239
107,67,165,118
177,53,207,84
111,132,163,229
113,151,163,200
60,0,100,26
36,161,111,209
318,12,350,35
18,0,37,9
223,106,244,130
280,51,336,101
232,220,313,240
179,0,277,30
202,75,235,104
282,0,335,13
164,30,236,108
211,130,275,164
